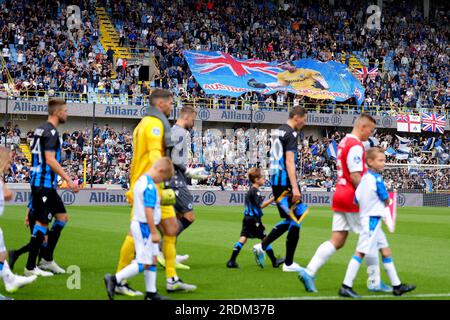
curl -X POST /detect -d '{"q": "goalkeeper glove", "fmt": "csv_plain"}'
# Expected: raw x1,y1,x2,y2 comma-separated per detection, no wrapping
185,167,209,180
161,188,176,206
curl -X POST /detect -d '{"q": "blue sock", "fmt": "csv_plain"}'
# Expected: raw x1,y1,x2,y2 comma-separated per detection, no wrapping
0,261,4,273
229,242,244,262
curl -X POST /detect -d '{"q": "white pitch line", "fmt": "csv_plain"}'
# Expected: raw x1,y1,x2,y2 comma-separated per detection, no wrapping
240,293,450,300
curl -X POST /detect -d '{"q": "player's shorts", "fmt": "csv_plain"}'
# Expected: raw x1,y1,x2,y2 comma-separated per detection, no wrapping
31,187,67,224
332,211,362,233
240,216,266,239
130,220,159,265
0,227,6,252
272,185,307,225
356,216,389,255
174,185,194,214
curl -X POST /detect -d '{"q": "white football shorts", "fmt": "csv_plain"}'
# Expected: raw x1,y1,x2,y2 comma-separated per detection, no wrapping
130,220,159,265
332,211,362,233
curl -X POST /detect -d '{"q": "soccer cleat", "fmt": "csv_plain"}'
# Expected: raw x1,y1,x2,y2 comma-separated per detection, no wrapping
393,283,416,296
0,293,13,300
282,262,302,272
166,278,197,293
272,258,285,268
145,292,169,300
368,280,393,293
104,274,117,300
4,274,38,293
252,243,265,268
175,262,190,270
38,259,66,274
157,253,190,270
226,260,239,268
176,254,190,264
298,268,318,293
24,267,54,277
8,250,18,271
114,281,143,296
338,286,361,299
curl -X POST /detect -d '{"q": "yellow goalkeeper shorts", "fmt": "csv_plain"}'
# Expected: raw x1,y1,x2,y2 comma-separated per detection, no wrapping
161,204,176,220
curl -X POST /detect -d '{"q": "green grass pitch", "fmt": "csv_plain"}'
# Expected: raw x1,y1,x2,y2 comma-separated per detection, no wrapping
1,205,449,300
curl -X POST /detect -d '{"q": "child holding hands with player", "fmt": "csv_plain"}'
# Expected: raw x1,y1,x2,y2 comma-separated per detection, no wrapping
104,157,175,300
338,148,416,298
227,168,285,269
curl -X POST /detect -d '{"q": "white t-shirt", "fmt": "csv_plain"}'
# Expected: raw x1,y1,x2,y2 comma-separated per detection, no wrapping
132,175,161,225
355,170,389,217
17,52,24,63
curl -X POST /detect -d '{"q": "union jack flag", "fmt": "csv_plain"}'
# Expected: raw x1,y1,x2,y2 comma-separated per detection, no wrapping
351,67,378,83
189,51,281,77
421,112,446,134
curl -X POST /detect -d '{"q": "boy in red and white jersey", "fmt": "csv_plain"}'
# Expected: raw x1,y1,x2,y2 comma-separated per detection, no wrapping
299,114,390,293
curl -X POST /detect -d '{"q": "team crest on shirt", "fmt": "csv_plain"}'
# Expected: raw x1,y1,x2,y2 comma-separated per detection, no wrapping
51,129,56,136
354,155,361,164
148,184,154,190
152,127,161,136
292,132,297,138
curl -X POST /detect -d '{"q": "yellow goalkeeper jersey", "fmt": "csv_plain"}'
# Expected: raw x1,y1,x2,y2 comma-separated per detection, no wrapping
125,115,165,204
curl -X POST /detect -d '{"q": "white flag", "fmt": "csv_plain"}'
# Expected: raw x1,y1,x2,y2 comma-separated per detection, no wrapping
409,115,421,132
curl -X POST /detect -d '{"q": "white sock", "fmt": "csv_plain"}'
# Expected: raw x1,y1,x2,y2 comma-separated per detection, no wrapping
343,256,362,287
144,268,157,293
382,257,401,286
167,276,179,283
366,254,381,287
115,263,140,284
306,241,336,276
0,260,13,280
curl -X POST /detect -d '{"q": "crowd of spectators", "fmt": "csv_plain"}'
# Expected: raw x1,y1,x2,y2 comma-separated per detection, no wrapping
0,0,146,104
104,0,449,113
1,0,448,115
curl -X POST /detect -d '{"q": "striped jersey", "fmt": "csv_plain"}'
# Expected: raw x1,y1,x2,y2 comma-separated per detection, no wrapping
269,123,299,187
30,122,62,189
243,186,264,217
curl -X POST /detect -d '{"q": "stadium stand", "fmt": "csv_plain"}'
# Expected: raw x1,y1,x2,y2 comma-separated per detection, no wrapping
0,0,448,191
0,0,448,113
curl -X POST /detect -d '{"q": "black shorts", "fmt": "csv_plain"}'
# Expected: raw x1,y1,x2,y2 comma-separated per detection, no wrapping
30,187,66,224
174,185,194,214
272,185,294,220
240,216,266,239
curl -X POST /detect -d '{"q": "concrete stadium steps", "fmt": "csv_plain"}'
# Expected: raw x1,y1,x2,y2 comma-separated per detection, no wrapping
341,53,365,69
20,143,31,162
96,6,133,69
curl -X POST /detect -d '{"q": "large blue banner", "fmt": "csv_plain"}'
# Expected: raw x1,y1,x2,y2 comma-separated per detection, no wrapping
184,51,365,105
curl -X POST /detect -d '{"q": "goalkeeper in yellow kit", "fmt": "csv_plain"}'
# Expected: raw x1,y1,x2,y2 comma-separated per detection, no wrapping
114,89,196,295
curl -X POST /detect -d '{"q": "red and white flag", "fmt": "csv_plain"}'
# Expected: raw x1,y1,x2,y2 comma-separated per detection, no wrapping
396,114,421,133
383,192,397,233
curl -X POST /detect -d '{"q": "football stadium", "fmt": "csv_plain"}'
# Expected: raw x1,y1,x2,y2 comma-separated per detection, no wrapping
0,0,449,304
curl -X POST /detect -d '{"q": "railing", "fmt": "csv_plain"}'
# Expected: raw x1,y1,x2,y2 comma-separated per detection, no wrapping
0,55,14,92
1,89,448,117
